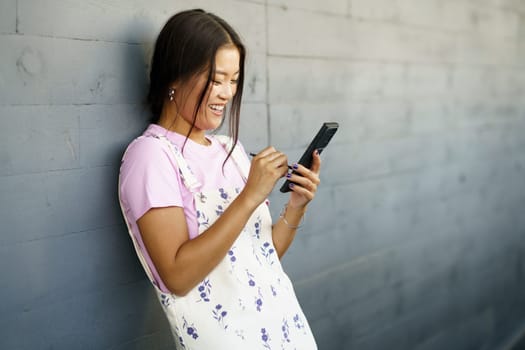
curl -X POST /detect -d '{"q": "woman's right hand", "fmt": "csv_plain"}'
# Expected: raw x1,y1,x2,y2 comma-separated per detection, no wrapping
242,146,289,207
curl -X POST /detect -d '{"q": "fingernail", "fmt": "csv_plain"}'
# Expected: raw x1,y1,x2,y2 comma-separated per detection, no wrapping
286,173,292,179
292,163,298,170
289,183,294,189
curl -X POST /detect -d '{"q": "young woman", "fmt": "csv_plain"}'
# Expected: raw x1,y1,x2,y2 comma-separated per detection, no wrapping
119,9,320,349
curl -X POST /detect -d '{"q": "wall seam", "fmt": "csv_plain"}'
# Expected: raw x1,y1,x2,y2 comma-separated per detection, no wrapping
265,0,271,145
15,0,19,33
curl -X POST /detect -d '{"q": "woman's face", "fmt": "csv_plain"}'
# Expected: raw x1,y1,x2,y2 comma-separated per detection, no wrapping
173,45,240,133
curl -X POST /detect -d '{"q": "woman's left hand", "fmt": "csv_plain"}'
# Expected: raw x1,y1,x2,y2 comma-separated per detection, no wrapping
286,150,322,209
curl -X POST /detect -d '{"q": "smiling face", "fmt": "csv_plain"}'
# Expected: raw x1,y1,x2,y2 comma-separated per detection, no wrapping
168,45,241,142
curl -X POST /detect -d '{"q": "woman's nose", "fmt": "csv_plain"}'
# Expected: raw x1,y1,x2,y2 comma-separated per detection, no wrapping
218,84,234,100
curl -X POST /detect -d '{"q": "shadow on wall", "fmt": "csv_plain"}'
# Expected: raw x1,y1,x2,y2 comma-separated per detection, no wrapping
102,22,174,348
501,322,525,350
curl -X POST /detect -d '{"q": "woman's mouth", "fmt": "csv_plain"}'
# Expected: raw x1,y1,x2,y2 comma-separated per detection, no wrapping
209,104,225,116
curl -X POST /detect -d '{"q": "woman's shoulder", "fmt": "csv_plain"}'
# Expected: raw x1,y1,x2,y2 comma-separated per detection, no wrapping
123,135,172,162
121,130,183,176
119,132,184,198
123,124,179,157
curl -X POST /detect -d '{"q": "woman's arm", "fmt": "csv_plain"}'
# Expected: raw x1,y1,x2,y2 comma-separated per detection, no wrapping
272,151,322,258
138,191,257,296
138,146,289,296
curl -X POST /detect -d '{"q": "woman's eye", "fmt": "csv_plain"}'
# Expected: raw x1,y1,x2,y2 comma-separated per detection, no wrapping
212,80,221,86
231,79,238,85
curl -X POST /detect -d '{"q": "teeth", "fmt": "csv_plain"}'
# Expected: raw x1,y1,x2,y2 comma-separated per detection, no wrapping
209,104,224,112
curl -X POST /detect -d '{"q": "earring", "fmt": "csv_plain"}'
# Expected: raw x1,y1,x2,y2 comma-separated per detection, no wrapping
168,88,175,101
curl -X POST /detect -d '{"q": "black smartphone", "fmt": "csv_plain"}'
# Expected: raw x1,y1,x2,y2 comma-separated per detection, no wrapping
280,122,339,193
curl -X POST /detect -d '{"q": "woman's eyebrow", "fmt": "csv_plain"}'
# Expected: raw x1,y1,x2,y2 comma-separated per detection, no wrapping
215,70,240,76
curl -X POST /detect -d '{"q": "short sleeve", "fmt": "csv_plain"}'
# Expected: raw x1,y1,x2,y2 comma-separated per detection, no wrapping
119,136,184,222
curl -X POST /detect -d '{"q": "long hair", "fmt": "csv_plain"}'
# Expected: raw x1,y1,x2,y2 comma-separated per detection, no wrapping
147,9,246,161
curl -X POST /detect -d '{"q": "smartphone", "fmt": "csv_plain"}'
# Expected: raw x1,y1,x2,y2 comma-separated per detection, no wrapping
280,122,339,193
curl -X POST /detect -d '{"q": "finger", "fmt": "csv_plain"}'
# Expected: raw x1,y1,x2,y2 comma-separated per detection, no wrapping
267,152,288,168
255,146,276,158
267,151,286,163
286,173,318,192
255,149,286,166
288,183,315,201
275,155,291,177
310,149,322,174
291,165,320,185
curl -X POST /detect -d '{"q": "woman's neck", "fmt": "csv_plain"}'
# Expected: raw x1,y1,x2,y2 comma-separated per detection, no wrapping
158,110,210,146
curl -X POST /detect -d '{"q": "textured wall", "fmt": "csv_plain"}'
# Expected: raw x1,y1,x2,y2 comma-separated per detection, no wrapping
1,0,525,349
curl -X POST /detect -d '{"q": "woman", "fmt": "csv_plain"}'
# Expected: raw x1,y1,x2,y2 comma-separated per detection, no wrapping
119,9,320,349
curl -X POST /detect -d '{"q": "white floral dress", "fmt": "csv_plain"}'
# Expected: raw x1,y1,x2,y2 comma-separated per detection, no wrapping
119,134,317,349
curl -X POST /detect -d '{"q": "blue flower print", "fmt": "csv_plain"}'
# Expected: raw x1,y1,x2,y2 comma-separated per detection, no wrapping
177,168,187,186
182,317,199,340
255,298,263,311
212,304,228,330
260,242,275,265
253,216,262,239
293,313,306,334
252,244,264,266
261,328,271,349
196,279,212,302
197,192,207,204
235,329,246,340
228,248,237,263
215,204,224,216
281,319,291,344
219,188,230,202
255,287,264,312
227,247,239,275
270,285,277,297
177,336,186,349
187,326,197,338
196,210,210,228
228,250,236,262
237,298,247,311
246,270,256,287
174,326,186,349
160,293,172,307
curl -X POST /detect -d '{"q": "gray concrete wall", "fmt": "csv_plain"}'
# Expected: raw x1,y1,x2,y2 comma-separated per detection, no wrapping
1,0,524,349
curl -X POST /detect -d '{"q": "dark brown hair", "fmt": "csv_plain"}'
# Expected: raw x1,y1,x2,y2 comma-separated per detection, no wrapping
148,9,246,160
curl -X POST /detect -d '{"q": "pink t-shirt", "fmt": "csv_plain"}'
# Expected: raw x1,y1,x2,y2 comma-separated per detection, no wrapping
119,124,248,292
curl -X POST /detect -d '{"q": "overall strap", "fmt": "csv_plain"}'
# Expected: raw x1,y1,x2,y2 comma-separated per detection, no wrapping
118,135,159,283
118,174,156,284
214,135,250,182
150,134,202,193
118,134,201,288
